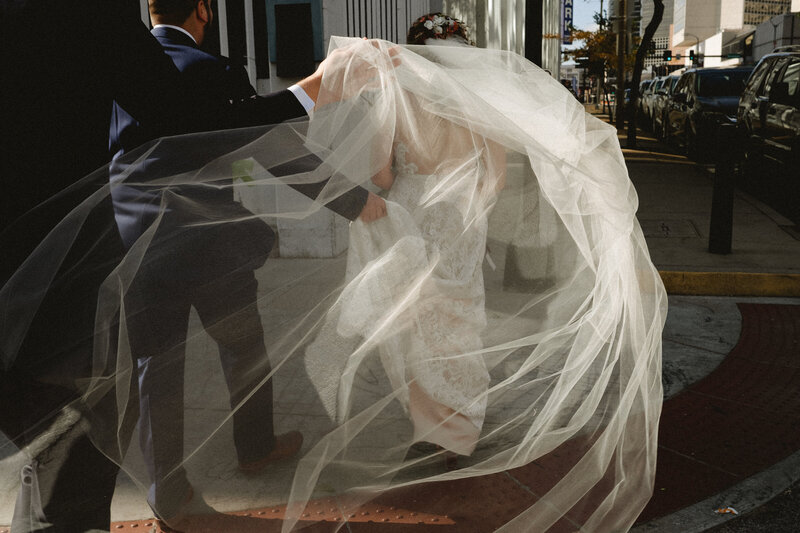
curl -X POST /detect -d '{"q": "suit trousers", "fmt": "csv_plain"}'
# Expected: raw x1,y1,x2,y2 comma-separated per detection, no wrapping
127,262,275,518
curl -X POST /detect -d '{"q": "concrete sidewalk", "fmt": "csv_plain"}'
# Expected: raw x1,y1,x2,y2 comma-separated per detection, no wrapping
601,104,800,279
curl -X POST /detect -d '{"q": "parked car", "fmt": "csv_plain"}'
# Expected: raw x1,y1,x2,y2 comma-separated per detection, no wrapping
638,79,654,117
651,74,681,140
737,46,800,223
642,76,666,123
665,66,754,160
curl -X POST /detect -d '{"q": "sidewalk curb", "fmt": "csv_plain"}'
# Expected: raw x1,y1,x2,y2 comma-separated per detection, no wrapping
632,448,800,533
659,271,800,297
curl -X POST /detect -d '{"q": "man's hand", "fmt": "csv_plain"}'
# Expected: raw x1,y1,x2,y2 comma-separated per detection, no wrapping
297,40,402,109
358,192,388,223
296,68,323,105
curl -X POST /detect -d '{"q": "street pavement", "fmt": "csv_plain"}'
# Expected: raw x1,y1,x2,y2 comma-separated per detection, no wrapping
1,105,799,532
605,104,800,533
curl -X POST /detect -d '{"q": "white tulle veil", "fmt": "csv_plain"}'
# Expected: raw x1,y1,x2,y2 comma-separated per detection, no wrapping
0,37,666,532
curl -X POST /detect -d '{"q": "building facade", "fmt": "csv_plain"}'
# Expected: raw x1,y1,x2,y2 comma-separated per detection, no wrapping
753,12,800,60
134,0,441,94
639,0,675,68
743,0,793,26
668,0,793,67
443,0,563,77
130,0,569,257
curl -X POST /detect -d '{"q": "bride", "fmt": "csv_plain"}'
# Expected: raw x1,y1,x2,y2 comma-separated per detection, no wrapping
321,13,505,459
1,14,666,533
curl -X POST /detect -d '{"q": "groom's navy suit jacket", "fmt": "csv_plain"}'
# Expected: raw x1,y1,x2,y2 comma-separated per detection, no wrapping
110,26,308,161
110,26,368,249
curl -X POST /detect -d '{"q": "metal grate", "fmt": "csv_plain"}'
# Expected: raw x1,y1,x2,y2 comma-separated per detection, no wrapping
345,0,431,42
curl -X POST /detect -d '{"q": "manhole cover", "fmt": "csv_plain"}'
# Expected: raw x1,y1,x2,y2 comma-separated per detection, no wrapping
639,219,700,238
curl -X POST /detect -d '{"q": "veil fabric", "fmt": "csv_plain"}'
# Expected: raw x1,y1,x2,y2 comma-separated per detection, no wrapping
1,37,666,532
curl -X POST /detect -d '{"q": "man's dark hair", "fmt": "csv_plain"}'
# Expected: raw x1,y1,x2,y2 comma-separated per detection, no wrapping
149,0,205,25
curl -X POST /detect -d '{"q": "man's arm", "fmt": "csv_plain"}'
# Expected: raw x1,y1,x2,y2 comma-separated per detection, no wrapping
268,155,371,222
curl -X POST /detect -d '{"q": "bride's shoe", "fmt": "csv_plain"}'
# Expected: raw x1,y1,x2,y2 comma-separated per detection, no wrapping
406,442,461,470
444,450,459,471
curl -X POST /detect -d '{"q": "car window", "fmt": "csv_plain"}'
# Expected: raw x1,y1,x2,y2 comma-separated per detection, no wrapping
762,58,790,98
681,74,694,94
780,60,800,99
675,74,689,94
746,59,772,97
668,77,679,93
696,70,752,97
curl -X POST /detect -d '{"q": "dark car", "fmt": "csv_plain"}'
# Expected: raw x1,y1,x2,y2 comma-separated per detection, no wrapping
737,46,800,223
665,66,754,159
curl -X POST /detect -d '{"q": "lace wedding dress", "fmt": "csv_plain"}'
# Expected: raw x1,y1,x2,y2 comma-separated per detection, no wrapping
341,135,494,455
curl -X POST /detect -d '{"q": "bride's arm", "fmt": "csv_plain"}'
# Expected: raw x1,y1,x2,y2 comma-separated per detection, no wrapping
371,160,395,190
485,140,507,192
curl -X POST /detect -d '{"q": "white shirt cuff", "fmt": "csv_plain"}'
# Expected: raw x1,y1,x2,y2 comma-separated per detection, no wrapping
288,84,315,115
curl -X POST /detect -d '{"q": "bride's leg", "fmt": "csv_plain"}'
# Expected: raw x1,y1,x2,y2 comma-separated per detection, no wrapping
407,381,480,458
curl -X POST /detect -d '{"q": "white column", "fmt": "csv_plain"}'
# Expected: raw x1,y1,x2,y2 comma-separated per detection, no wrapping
140,0,149,26
217,0,230,57
244,0,258,88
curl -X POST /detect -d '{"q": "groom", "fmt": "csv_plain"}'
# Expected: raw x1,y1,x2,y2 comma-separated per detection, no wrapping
110,0,387,524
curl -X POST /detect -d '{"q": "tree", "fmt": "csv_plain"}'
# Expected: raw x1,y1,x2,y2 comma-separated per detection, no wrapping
566,26,616,77
565,19,638,116
627,0,664,148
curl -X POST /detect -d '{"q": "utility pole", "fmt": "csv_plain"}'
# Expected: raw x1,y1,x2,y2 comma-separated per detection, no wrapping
596,0,605,106
615,0,626,130
599,0,604,28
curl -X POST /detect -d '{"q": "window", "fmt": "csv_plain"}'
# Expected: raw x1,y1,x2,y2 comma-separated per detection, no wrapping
746,59,773,97
676,74,692,95
762,58,790,98
696,70,752,97
668,76,679,94
780,60,800,99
